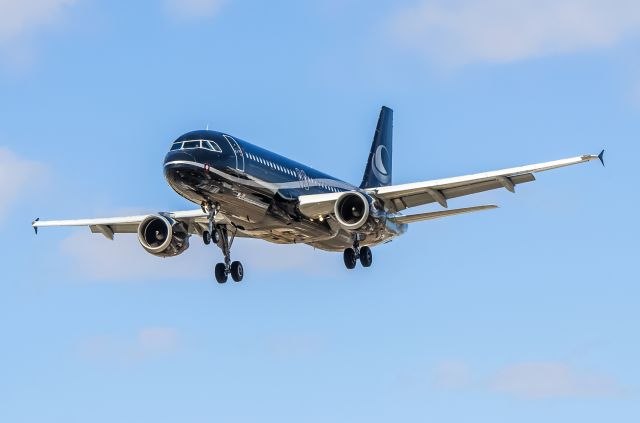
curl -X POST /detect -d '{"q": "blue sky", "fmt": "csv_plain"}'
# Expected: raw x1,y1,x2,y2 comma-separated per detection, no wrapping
1,1,638,422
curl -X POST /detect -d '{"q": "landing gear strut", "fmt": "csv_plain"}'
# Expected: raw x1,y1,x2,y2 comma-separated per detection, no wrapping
343,239,373,269
203,202,244,283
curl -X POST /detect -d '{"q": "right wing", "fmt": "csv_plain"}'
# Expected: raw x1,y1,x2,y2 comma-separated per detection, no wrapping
32,209,230,239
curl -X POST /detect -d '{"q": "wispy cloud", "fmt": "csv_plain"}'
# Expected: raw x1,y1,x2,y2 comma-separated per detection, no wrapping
390,0,640,65
491,361,626,399
0,147,45,223
430,359,626,399
0,0,79,63
164,0,227,20
78,326,180,364
60,228,338,282
60,231,212,281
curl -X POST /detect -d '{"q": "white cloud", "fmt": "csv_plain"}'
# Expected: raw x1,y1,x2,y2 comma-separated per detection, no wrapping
60,231,211,281
164,0,227,20
79,326,179,363
391,0,640,65
0,147,45,222
0,0,78,43
60,228,338,282
491,362,625,399
0,0,79,65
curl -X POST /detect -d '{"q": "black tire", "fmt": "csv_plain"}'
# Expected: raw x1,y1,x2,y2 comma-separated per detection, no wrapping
359,246,373,267
343,248,357,269
212,230,221,245
230,261,244,282
203,231,211,245
215,263,227,283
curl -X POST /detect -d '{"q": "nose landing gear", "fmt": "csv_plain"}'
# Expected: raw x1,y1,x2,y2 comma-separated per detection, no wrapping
203,202,244,284
343,239,373,269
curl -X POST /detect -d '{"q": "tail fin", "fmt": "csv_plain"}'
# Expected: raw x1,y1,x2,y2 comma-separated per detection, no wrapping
360,106,393,189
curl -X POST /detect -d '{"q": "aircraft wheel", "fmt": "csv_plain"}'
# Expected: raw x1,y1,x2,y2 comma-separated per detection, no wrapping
230,261,244,282
359,246,373,267
212,230,221,245
343,248,357,269
203,231,211,245
215,263,227,284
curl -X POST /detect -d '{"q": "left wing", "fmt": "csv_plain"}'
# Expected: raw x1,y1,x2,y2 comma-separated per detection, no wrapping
369,152,604,212
297,151,604,218
32,209,229,239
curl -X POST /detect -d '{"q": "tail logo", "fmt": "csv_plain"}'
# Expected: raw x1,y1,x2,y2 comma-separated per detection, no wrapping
372,145,391,183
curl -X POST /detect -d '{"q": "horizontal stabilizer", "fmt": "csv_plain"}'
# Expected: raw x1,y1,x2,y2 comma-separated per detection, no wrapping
390,205,498,224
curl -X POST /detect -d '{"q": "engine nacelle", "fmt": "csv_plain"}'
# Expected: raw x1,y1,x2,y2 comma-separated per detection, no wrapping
334,192,371,230
137,215,190,258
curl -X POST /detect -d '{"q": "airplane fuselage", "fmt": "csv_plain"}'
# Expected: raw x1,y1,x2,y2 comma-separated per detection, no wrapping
163,130,406,251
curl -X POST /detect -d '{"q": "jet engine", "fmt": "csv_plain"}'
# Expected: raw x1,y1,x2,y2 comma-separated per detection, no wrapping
137,215,190,257
334,192,371,230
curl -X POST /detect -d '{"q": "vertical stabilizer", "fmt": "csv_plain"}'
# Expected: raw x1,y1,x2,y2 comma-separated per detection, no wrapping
360,106,393,189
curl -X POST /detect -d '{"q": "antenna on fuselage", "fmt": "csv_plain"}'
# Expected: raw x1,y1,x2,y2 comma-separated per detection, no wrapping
206,124,209,130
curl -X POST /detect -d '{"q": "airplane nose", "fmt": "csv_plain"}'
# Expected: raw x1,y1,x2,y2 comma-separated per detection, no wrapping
164,150,196,165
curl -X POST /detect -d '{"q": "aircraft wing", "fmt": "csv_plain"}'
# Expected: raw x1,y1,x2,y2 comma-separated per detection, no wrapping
32,209,230,239
367,152,604,212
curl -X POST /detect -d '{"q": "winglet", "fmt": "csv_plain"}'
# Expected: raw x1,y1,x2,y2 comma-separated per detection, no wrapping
598,149,605,167
32,217,39,235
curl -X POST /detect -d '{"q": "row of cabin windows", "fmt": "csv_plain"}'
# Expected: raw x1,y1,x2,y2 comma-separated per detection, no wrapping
171,140,222,153
244,151,341,192
245,152,297,177
246,153,339,192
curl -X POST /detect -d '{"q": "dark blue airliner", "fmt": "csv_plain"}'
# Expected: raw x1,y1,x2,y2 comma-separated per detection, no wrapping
33,107,604,283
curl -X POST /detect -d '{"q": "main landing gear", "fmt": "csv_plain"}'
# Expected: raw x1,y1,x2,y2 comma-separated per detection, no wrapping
343,240,373,269
202,203,244,284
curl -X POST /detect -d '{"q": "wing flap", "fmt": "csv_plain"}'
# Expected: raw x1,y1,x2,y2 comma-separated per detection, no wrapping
391,205,498,224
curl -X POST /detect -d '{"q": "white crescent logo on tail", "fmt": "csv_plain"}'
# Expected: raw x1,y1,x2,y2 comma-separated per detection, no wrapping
372,145,390,183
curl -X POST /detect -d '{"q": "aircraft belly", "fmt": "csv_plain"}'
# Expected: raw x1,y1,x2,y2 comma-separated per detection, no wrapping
165,161,402,250
165,164,272,224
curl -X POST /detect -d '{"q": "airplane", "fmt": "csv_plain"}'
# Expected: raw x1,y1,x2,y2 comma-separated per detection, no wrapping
32,106,604,283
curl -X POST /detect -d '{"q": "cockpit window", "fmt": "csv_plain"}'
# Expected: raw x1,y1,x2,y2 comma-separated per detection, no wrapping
172,139,223,153
204,140,222,153
183,140,200,149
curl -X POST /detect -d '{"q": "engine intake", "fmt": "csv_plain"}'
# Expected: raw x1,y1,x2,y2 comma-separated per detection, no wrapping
334,192,370,230
137,215,190,257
